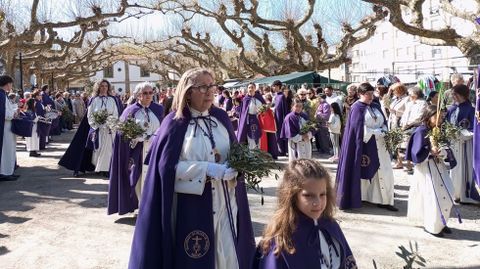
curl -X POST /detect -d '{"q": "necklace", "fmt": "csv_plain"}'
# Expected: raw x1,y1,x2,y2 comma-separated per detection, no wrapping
142,107,151,128
192,114,220,163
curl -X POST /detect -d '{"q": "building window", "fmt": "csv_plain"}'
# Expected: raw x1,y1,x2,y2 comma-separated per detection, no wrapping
103,66,113,78
384,68,390,74
382,50,389,59
430,6,440,16
140,67,150,77
406,47,410,56
382,32,388,40
432,48,442,58
396,48,403,57
352,63,359,69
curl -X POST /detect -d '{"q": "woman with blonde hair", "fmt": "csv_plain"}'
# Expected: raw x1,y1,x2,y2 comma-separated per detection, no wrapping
129,68,255,269
257,159,356,268
58,79,123,177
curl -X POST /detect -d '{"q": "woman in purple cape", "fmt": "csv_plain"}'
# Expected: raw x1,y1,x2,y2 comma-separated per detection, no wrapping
335,83,398,211
108,82,163,215
256,159,357,269
446,84,480,204
128,68,255,269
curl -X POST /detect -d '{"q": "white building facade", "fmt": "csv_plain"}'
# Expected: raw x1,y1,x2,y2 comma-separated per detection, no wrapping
332,0,475,84
91,61,161,96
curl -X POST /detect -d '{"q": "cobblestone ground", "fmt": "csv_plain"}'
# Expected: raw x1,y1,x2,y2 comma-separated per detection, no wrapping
0,131,479,269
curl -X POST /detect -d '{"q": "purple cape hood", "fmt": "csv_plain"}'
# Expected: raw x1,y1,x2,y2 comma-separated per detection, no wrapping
107,102,164,215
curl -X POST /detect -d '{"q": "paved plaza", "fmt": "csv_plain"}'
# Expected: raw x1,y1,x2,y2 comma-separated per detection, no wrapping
0,131,479,269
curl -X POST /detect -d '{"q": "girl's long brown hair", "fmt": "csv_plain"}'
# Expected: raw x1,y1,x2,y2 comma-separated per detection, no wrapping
260,159,336,256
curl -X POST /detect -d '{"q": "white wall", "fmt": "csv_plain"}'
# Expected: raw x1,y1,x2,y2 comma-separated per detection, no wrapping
91,61,161,96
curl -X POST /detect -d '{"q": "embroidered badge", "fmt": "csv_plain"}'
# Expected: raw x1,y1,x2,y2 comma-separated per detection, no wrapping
250,124,258,132
458,118,471,129
360,155,371,167
184,230,210,259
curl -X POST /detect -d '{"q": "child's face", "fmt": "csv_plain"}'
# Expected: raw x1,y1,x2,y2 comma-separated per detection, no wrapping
296,178,327,221
293,103,303,113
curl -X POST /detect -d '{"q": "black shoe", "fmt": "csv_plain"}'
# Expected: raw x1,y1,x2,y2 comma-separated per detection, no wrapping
102,172,110,178
424,229,444,237
11,174,20,178
29,151,41,157
73,171,79,177
377,204,399,212
442,226,452,234
0,175,18,181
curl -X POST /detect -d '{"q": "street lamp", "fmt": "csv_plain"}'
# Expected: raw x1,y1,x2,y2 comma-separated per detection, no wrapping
18,52,23,90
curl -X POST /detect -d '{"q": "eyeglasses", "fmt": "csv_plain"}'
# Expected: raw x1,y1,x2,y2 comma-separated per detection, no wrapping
299,93,306,96
191,84,217,94
142,91,154,95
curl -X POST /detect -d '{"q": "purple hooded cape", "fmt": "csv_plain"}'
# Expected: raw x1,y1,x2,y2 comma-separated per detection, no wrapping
446,100,480,200
474,93,480,186
335,101,386,210
237,92,278,158
255,214,357,269
274,93,289,156
35,100,51,150
41,92,61,136
279,111,309,139
58,95,123,173
128,107,255,269
0,89,5,168
107,102,164,215
405,125,457,168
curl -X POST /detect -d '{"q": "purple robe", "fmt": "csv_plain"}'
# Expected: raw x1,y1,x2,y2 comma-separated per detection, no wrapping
446,100,480,200
255,214,357,269
35,100,51,150
237,92,278,158
474,93,480,186
0,89,5,168
273,93,289,156
107,102,164,215
128,107,255,269
405,125,457,168
279,112,309,139
58,95,123,173
225,97,233,112
335,101,386,210
41,92,61,136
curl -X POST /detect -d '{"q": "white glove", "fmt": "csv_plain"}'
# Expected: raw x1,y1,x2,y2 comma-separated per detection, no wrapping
206,163,227,181
223,168,238,181
373,129,385,137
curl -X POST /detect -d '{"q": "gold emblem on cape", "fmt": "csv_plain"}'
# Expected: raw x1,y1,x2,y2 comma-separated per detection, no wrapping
458,118,471,129
184,230,210,259
360,155,371,167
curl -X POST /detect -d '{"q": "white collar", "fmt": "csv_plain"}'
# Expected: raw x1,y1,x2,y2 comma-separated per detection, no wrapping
190,107,209,117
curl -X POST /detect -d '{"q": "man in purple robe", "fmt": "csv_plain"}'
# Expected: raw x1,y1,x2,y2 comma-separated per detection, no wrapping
108,100,163,215
272,80,288,156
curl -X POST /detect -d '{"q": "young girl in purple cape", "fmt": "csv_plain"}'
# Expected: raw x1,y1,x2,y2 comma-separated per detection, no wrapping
256,159,357,269
280,98,312,162
446,84,480,204
405,105,461,237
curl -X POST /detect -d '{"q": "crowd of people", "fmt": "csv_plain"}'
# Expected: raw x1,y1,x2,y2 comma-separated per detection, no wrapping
0,67,479,268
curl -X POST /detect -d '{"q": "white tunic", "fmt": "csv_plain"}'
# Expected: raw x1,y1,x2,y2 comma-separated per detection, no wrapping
448,108,479,203
25,115,40,152
131,105,161,207
388,95,409,130
288,116,312,162
87,96,119,172
174,108,239,269
361,107,395,205
408,151,455,234
247,97,263,149
313,219,341,269
0,96,17,175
